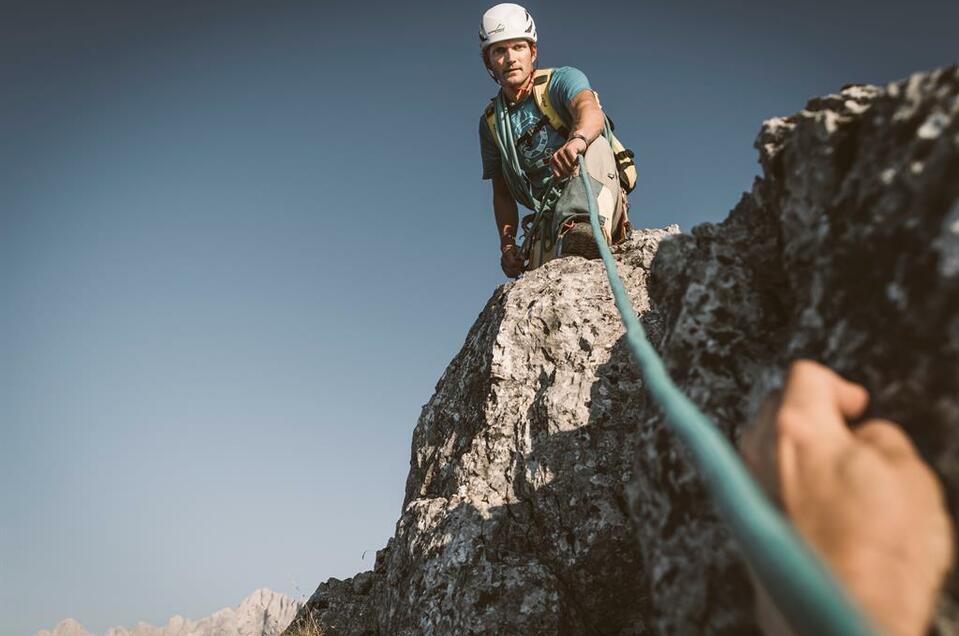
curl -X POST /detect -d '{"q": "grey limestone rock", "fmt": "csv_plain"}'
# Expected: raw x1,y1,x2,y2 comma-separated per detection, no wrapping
288,230,673,636
288,64,959,635
635,65,959,634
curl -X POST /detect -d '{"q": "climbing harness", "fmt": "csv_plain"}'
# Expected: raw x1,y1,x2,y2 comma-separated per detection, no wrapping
576,154,877,636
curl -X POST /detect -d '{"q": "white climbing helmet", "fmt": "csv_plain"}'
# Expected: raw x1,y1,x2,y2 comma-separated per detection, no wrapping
479,3,537,52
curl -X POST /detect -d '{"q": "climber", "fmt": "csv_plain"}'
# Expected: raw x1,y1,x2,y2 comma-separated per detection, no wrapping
477,3,637,279
741,360,954,636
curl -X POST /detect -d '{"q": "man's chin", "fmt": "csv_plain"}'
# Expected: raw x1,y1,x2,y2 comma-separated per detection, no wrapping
501,73,530,89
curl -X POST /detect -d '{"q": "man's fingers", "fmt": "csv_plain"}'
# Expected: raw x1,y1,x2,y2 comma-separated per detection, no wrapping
550,155,563,179
781,360,869,418
778,360,869,445
551,146,580,178
502,248,524,277
550,140,587,179
854,419,920,463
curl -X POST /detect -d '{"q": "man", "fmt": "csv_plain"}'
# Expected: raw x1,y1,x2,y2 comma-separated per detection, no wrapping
742,360,954,636
477,3,631,278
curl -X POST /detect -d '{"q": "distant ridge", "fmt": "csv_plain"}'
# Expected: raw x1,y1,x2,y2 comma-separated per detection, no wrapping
36,588,300,636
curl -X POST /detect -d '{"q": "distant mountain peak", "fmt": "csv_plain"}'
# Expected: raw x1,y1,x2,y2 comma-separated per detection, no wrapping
36,589,301,636
36,618,94,636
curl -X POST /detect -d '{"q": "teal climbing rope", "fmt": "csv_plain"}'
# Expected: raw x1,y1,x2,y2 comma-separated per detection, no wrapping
577,155,876,636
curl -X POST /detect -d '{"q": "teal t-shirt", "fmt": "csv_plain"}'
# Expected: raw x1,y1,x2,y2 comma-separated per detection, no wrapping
479,66,591,205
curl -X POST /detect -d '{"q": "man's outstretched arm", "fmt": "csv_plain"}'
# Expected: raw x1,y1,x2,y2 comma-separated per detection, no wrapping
741,360,955,636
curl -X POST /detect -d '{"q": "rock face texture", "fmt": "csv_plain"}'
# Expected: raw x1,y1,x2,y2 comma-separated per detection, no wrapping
287,232,671,636
633,66,959,635
38,589,300,636
287,65,959,635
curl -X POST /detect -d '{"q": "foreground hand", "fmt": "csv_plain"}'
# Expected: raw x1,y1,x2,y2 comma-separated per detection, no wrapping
550,137,588,179
500,243,525,278
741,360,954,636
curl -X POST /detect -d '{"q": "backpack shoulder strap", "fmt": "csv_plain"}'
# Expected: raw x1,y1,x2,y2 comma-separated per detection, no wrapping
531,68,569,136
484,99,502,153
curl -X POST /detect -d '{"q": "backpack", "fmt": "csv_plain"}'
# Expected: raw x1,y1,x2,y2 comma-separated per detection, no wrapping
484,68,637,195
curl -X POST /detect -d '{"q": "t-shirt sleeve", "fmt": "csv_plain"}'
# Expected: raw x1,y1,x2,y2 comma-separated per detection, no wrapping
479,113,501,180
547,66,592,129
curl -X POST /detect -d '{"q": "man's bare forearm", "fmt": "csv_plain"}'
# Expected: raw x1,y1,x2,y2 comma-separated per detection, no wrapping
549,90,606,178
491,173,524,277
492,174,519,249
568,90,605,144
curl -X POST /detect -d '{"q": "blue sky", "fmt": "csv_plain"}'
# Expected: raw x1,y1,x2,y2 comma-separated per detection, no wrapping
2,1,956,634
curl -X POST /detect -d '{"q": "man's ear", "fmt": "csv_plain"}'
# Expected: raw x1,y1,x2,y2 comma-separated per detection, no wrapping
483,50,500,84
530,43,537,66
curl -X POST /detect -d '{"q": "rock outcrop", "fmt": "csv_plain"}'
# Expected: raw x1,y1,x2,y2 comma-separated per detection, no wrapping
287,65,959,635
38,588,300,636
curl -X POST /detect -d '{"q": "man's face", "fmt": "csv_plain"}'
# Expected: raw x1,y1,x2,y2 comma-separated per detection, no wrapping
485,39,536,89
